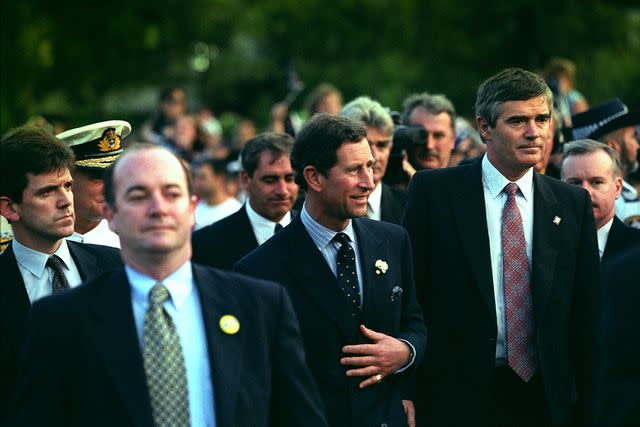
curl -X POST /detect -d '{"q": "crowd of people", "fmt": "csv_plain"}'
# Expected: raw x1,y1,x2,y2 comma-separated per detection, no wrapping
1,60,639,427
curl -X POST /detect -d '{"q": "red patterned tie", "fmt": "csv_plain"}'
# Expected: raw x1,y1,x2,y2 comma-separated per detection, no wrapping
502,183,537,382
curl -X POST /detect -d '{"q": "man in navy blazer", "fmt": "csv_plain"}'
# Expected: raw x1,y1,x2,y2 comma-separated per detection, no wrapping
9,144,327,427
403,69,600,426
192,132,298,270
0,125,121,416
560,139,640,263
236,114,426,427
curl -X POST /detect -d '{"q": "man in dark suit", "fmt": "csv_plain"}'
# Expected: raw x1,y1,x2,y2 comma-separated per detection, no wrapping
9,144,327,427
235,114,426,427
340,96,407,224
560,139,640,263
594,246,640,426
0,125,121,416
192,132,298,270
403,68,600,426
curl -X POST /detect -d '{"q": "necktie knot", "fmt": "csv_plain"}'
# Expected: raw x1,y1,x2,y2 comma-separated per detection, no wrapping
149,283,170,307
333,232,351,249
46,254,66,271
274,223,284,234
504,182,519,197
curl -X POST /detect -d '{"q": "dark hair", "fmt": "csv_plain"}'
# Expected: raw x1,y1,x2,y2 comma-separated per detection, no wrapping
291,113,366,191
0,125,75,203
104,143,193,208
475,68,553,129
192,155,229,176
159,86,186,104
240,132,294,178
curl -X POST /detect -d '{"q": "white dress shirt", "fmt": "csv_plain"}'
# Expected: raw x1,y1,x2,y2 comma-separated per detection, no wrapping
194,198,242,230
13,238,83,303
245,202,292,245
597,217,614,260
67,218,121,248
482,155,534,365
366,183,383,221
127,261,216,427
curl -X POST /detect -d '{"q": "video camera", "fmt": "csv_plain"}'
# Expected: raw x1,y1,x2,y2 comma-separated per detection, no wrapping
383,124,427,186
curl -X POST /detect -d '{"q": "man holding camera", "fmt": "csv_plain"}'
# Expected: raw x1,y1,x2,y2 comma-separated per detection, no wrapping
400,93,457,175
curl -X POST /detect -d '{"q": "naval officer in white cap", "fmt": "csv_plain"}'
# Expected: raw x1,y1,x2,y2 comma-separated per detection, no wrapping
58,120,131,247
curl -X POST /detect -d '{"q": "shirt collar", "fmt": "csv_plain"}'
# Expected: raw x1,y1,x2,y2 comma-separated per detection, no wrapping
597,217,614,259
482,155,534,201
245,201,292,229
126,261,193,310
13,238,73,278
367,183,383,215
300,203,356,251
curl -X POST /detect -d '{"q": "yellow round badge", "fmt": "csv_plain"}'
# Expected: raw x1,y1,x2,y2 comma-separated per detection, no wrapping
219,315,240,335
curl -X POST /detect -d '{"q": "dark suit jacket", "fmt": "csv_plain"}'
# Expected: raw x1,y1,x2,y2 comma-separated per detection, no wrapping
380,184,407,225
192,205,257,270
601,216,640,264
235,216,427,427
0,241,121,417
8,264,327,427
594,246,640,426
402,159,600,426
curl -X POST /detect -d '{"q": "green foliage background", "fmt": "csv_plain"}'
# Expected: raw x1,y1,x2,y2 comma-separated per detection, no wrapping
1,0,639,133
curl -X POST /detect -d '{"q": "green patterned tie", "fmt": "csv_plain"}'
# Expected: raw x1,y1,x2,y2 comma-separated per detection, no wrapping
143,283,191,426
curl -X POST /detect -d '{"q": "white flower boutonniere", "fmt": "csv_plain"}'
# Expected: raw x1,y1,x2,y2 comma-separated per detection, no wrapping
374,259,388,275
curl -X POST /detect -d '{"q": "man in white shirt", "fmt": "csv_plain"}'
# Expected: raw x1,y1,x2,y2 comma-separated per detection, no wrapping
58,120,131,248
9,143,327,427
192,132,298,269
192,156,241,230
0,125,121,417
340,96,407,224
560,139,640,262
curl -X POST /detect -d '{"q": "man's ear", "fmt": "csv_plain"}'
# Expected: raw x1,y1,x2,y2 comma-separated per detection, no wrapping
0,196,21,222
476,117,491,142
239,170,250,191
303,166,324,193
102,203,117,233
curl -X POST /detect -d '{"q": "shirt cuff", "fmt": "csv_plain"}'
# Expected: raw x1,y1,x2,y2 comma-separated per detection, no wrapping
395,339,416,373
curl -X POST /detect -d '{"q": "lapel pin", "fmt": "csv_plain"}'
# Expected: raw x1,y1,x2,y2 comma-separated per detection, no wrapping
219,314,240,335
390,286,403,302
553,216,561,225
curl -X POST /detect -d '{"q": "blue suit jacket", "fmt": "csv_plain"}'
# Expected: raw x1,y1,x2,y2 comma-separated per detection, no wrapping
8,264,327,427
235,216,426,427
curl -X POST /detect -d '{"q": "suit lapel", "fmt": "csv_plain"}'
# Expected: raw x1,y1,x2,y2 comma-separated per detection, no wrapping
452,161,495,314
531,174,560,321
354,219,387,326
193,265,243,427
68,241,98,281
91,268,154,427
284,218,360,341
238,206,260,250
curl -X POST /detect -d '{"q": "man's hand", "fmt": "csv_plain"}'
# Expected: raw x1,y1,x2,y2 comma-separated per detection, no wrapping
402,400,416,427
340,324,411,388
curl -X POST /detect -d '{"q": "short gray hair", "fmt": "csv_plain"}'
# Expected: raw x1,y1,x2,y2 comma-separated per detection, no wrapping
401,92,456,132
475,68,553,129
561,139,622,179
340,96,394,135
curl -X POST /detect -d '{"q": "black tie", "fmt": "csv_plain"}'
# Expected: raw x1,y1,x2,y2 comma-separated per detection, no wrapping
46,255,70,293
333,232,361,318
274,223,284,234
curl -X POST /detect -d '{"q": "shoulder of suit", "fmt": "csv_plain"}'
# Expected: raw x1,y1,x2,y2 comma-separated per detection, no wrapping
355,216,408,238
71,241,121,256
194,263,284,295
192,207,247,239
